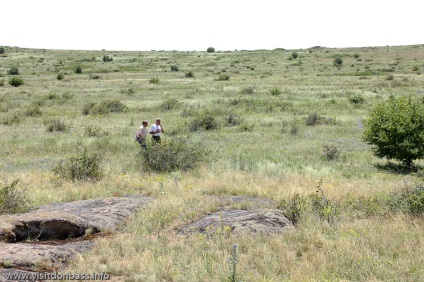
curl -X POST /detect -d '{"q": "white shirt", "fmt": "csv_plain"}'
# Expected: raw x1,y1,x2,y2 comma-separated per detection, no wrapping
150,124,162,137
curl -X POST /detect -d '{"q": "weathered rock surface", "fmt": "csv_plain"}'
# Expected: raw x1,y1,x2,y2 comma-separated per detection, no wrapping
179,209,294,236
0,195,153,242
0,195,153,281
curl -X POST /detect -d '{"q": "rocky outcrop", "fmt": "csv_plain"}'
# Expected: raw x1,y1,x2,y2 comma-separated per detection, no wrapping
179,209,294,236
0,195,153,281
0,195,153,243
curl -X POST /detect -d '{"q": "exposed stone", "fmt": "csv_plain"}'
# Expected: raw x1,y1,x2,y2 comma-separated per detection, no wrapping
179,209,294,236
0,195,153,243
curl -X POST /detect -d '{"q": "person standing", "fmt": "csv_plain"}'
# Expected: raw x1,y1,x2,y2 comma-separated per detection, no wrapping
136,120,149,149
150,118,164,143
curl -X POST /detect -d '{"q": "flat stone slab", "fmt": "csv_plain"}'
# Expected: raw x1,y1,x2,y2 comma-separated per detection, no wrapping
0,240,95,270
0,195,153,242
0,195,153,281
179,209,294,236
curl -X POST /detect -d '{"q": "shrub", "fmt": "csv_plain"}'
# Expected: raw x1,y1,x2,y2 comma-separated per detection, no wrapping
26,105,42,117
139,137,208,173
240,87,255,94
90,100,127,115
207,47,215,53
1,113,21,125
388,185,424,215
82,102,96,115
56,73,64,80
224,113,244,127
0,179,29,214
102,55,113,62
185,71,195,78
363,95,424,166
269,87,282,96
149,77,159,84
75,65,82,74
53,147,103,182
306,112,321,126
333,57,343,66
7,67,19,75
9,76,24,87
215,74,230,81
45,119,68,132
348,94,365,104
188,110,220,131
160,97,181,111
170,65,179,71
322,144,340,160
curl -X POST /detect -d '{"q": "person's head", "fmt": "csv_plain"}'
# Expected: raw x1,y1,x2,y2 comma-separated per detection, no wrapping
142,120,148,127
155,118,161,125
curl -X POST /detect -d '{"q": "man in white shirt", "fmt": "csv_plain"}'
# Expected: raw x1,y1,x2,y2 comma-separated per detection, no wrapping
150,118,164,143
136,120,148,149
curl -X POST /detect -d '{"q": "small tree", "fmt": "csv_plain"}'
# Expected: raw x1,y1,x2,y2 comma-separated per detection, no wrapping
362,95,424,166
207,47,215,53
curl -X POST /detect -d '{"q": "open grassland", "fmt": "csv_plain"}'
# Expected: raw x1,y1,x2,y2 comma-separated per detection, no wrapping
1,45,424,281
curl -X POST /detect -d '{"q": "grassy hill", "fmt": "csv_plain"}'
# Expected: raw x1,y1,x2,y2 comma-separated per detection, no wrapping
1,45,424,281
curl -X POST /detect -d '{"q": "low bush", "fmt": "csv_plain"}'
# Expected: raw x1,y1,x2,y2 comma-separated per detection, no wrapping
0,179,29,214
269,87,282,96
188,110,220,131
185,71,195,78
53,147,103,182
139,137,208,173
9,77,24,87
89,100,127,115
349,94,365,104
160,97,181,111
7,67,20,75
149,77,160,84
45,119,68,132
75,66,82,74
215,74,230,81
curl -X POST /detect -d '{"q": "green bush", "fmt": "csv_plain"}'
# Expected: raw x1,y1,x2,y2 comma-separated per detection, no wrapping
188,110,220,131
333,57,343,66
349,94,365,104
75,65,82,74
269,87,282,96
90,100,127,115
7,67,20,75
215,74,230,81
185,71,195,78
160,97,181,111
45,119,68,132
53,147,103,182
56,73,64,80
363,95,424,166
139,137,208,173
8,76,24,87
207,47,215,53
388,186,424,215
102,55,113,62
149,77,160,84
0,179,29,214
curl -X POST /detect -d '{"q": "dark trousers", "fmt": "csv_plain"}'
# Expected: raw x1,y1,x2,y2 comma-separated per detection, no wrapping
152,135,161,143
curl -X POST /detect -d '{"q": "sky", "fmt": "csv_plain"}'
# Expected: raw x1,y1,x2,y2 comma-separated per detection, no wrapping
2,0,422,51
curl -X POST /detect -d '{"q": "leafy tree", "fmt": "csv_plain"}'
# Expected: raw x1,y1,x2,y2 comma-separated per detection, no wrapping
362,95,424,166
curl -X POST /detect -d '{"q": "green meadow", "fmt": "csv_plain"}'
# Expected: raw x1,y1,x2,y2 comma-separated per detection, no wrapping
1,44,424,281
